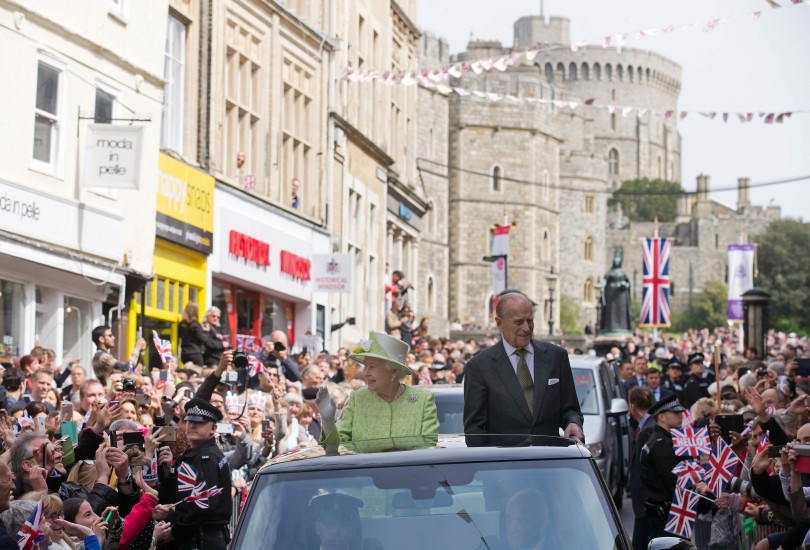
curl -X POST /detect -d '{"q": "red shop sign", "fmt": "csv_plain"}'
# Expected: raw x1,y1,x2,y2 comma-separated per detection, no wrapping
229,230,270,267
280,250,311,281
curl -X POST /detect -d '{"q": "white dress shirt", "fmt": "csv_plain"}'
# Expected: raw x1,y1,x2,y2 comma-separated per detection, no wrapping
502,339,536,383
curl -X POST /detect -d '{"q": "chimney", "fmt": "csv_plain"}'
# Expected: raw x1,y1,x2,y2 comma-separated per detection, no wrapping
737,177,751,212
675,195,691,223
696,174,710,203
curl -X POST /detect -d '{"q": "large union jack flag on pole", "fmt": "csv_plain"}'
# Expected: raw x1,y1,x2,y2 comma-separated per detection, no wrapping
640,236,672,327
665,486,700,539
705,437,740,494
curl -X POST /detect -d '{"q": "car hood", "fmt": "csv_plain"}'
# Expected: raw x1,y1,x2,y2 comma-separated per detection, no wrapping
583,414,606,446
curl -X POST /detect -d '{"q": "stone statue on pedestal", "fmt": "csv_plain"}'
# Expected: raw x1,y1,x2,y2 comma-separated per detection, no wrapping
599,248,632,335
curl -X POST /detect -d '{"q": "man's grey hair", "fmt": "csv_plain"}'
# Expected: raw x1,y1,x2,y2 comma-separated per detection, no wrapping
9,432,48,477
300,365,321,379
0,500,37,535
494,290,537,318
110,419,139,432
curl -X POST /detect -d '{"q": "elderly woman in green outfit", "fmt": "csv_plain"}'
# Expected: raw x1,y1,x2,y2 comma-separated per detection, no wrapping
316,332,439,449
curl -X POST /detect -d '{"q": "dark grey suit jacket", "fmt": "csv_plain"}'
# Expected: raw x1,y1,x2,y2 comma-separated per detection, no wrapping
463,339,584,446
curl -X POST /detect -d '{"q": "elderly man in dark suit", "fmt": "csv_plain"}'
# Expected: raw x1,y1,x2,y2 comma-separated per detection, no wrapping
463,291,584,446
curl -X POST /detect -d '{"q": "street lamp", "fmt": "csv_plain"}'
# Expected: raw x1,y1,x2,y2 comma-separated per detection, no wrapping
546,267,558,336
482,254,508,289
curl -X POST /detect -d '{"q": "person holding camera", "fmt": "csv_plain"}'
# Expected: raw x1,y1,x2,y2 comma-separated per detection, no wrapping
255,331,302,383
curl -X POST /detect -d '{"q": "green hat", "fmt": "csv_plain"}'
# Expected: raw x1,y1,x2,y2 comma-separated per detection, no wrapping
349,331,412,375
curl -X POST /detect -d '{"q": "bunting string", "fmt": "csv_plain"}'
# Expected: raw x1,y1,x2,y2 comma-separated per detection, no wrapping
341,1,808,87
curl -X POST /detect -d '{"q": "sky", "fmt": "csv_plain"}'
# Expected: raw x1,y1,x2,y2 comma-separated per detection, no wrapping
416,0,810,221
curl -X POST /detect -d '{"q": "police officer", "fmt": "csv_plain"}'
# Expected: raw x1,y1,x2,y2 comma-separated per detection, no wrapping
157,398,233,550
661,358,685,402
634,396,685,550
682,352,711,409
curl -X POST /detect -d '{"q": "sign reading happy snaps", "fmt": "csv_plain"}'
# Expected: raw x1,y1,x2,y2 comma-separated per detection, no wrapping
83,125,143,189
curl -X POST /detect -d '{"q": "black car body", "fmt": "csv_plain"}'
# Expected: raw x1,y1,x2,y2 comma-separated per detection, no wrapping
232,436,632,549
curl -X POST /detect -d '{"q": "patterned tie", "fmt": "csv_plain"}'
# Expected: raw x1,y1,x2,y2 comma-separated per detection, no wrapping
515,348,534,412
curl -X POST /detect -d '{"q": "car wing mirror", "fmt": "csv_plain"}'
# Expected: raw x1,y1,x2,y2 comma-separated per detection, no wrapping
608,398,628,415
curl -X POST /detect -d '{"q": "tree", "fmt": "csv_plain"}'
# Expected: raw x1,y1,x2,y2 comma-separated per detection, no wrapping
757,220,810,334
608,178,683,222
559,295,580,335
672,281,728,332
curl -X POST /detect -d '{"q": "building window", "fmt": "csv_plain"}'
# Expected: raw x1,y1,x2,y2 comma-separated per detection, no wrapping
542,170,550,201
161,13,186,152
585,195,595,213
568,62,577,81
282,57,317,215
492,165,502,192
544,63,553,83
583,278,594,302
33,59,63,169
617,64,624,81
556,62,565,81
608,148,619,176
224,19,262,185
584,236,594,261
543,229,550,261
581,63,589,81
94,89,114,124
593,63,601,81
605,64,613,81
427,276,435,312
611,113,617,132
628,65,634,83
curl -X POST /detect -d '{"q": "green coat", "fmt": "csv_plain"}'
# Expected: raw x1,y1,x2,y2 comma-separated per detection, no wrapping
322,385,439,450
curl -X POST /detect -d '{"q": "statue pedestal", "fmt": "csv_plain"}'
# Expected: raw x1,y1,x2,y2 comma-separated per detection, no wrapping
592,333,633,357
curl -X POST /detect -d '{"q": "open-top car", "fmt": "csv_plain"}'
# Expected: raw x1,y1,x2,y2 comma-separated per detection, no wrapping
232,435,632,549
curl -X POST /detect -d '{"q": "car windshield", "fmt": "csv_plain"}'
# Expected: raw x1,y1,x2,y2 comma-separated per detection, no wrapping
572,368,600,415
236,458,622,550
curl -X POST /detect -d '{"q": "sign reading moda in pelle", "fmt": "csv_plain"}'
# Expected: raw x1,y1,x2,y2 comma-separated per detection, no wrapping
312,254,352,293
83,125,143,189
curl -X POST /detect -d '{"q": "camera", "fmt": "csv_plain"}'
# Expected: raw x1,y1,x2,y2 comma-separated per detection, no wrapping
233,348,249,369
274,341,286,353
727,476,755,498
122,378,136,392
756,369,768,380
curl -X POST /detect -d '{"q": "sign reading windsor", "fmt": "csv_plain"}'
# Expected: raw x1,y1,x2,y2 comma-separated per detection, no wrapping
83,125,143,189
312,254,352,293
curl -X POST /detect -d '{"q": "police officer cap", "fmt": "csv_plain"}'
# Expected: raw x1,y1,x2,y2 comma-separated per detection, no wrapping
667,358,686,371
184,397,223,423
688,352,705,365
649,395,685,417
309,493,363,525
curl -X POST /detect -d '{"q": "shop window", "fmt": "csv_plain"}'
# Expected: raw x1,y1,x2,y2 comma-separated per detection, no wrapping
156,279,166,310
168,282,175,313
0,280,25,360
63,297,92,366
145,281,153,308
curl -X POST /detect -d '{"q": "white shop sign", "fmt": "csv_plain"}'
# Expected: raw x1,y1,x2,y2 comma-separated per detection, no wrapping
311,254,352,293
83,125,143,189
0,178,124,261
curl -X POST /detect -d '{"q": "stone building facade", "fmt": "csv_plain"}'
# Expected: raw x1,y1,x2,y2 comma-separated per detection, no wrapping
434,15,683,329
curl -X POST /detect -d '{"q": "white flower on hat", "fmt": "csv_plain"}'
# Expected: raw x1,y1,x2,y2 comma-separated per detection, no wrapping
353,338,371,354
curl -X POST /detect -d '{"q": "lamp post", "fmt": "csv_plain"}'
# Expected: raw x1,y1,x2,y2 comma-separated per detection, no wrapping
482,254,508,290
546,267,558,336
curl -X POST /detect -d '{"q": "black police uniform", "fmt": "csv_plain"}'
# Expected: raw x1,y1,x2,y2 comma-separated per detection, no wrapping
661,363,685,402
633,398,685,550
681,353,711,409
162,399,233,550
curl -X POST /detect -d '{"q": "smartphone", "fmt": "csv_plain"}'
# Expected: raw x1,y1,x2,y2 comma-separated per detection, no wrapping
715,414,745,443
35,416,46,434
347,317,356,325
216,422,235,435
159,370,169,382
261,419,271,431
60,437,75,467
61,421,78,445
60,402,74,422
40,442,47,468
135,394,150,406
153,425,177,442
796,358,810,378
122,431,145,448
768,445,786,458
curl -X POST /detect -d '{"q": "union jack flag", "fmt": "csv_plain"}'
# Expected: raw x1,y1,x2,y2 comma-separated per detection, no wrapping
236,334,263,353
757,431,770,456
177,462,198,495
152,330,173,364
16,498,45,550
665,486,700,539
671,426,711,457
640,236,672,327
681,409,694,429
418,371,432,385
672,460,705,488
705,437,740,494
183,485,223,509
247,355,267,378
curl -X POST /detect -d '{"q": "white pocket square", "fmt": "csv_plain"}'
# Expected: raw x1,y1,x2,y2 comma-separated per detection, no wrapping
548,378,560,386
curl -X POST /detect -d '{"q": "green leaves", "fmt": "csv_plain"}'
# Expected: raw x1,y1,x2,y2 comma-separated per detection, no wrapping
608,178,683,222
757,220,810,334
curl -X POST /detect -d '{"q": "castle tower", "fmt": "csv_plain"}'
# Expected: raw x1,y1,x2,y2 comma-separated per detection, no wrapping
513,16,571,48
737,177,751,212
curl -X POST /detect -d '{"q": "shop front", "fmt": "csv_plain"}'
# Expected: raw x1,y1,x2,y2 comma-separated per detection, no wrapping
209,185,330,353
0,177,126,366
129,154,214,366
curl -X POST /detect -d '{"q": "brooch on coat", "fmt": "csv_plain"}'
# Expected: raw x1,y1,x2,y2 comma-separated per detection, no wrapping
408,395,418,403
